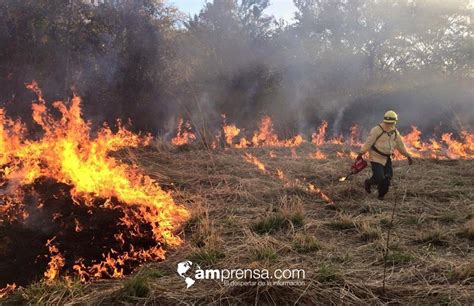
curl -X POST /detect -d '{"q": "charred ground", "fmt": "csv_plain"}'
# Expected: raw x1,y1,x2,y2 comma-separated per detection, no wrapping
0,177,161,288
3,143,472,305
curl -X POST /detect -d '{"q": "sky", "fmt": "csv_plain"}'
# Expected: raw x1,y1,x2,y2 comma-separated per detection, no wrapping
167,0,297,22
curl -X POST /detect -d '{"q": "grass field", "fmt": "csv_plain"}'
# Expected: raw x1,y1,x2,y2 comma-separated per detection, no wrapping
2,143,473,305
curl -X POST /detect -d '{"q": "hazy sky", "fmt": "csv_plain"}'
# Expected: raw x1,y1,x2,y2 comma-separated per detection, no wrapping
167,0,297,21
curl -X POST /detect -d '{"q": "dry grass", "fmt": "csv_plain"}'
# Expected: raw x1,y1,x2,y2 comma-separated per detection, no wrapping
293,233,321,253
2,143,473,305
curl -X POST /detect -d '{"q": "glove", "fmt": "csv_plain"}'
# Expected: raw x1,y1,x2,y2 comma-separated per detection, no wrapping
407,156,413,165
356,153,363,160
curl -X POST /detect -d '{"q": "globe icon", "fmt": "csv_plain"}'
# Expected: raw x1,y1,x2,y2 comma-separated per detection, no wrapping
177,260,196,288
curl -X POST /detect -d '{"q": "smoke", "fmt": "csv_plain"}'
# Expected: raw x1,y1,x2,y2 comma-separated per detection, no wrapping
0,0,472,139
171,0,473,139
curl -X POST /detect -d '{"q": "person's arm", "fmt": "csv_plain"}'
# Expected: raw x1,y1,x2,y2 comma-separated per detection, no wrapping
359,127,379,154
396,131,413,164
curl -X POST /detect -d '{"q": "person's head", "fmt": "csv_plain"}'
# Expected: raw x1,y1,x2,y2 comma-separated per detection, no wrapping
383,110,398,126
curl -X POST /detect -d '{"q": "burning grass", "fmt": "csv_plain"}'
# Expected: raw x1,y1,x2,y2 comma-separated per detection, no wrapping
0,84,188,289
2,142,472,304
169,114,474,161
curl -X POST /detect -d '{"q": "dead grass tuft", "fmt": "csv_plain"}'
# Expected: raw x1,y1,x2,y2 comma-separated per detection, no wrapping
327,214,356,231
293,233,321,253
415,228,449,246
315,263,343,283
121,267,165,300
190,247,226,266
252,214,287,234
457,219,474,240
356,221,382,241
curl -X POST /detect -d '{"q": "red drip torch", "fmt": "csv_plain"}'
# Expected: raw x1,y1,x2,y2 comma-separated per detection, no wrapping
339,156,368,181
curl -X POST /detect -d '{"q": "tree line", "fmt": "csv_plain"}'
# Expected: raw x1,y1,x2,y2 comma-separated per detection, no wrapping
0,0,472,136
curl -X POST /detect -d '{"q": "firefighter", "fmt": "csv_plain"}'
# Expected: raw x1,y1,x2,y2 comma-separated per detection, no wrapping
357,110,413,200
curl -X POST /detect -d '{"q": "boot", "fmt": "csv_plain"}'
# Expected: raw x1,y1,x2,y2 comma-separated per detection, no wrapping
364,179,371,194
377,178,390,200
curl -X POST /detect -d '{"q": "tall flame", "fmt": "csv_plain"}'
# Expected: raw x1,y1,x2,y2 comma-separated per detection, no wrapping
251,116,280,146
0,81,189,282
222,115,241,147
312,121,328,146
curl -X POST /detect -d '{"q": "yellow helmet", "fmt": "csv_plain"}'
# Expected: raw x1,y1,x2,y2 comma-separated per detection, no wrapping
383,110,398,123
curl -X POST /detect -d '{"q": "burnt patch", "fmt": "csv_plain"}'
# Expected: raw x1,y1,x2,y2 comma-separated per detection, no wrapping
0,177,162,288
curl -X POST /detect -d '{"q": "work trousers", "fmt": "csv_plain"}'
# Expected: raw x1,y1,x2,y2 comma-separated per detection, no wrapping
367,158,393,197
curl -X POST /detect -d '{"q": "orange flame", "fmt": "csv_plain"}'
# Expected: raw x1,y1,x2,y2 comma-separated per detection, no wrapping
44,238,65,282
251,116,280,146
247,116,304,147
312,121,328,145
461,130,474,152
0,82,189,282
171,118,196,146
349,124,361,146
243,153,266,173
283,134,304,147
223,123,241,146
442,133,468,159
222,114,241,146
312,150,327,160
398,126,473,160
276,169,285,179
308,183,333,204
0,283,16,299
349,151,358,159
74,218,83,232
236,137,250,148
243,152,333,204
167,113,474,160
329,135,344,145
